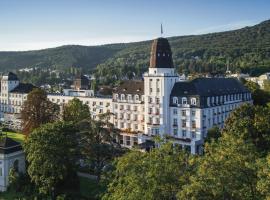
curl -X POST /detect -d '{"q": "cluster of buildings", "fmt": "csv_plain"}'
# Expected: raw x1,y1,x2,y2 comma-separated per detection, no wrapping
228,72,270,89
0,37,253,191
0,37,252,155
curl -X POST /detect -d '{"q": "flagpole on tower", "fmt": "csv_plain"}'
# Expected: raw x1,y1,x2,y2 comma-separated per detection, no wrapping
161,23,163,36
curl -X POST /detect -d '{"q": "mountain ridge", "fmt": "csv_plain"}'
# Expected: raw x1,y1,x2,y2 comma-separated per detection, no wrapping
0,19,270,79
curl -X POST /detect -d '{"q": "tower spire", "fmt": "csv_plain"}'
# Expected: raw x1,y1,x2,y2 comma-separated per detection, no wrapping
161,23,163,36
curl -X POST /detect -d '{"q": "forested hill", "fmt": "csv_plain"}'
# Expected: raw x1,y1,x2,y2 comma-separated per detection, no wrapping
0,19,270,81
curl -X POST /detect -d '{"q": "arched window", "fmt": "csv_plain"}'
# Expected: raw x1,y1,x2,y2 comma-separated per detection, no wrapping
173,97,178,104
115,94,119,99
191,98,196,105
182,97,187,105
121,94,125,101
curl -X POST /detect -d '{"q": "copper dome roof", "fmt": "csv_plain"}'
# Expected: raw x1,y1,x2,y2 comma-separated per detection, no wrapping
149,37,174,68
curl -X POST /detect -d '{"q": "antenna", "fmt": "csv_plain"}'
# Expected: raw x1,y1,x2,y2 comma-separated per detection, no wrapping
161,23,163,36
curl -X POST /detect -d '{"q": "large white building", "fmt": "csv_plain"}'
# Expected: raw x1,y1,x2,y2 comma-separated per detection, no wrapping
47,37,252,154
1,38,252,154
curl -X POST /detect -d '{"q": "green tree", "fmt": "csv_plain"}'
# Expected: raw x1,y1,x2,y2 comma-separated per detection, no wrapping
245,81,270,106
62,98,90,123
205,126,221,143
223,103,270,155
79,113,122,182
103,143,194,200
257,154,270,199
21,88,59,135
24,122,79,199
178,133,259,200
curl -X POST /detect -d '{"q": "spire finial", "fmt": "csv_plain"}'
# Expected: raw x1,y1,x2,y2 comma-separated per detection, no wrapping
161,23,163,36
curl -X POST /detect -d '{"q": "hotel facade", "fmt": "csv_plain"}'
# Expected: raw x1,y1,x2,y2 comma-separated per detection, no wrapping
0,37,252,154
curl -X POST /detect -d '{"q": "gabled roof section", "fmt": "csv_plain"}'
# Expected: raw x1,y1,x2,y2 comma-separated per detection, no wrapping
171,78,249,97
0,136,22,154
113,80,144,95
2,72,19,81
10,83,37,94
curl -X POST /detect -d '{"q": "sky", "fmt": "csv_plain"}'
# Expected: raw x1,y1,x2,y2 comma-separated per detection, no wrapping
0,0,270,51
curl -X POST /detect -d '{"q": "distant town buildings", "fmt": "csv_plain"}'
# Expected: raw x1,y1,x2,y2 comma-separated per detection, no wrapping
227,72,270,89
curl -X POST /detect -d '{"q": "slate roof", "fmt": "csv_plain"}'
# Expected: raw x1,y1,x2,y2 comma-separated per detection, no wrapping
2,72,19,81
171,78,249,97
0,136,22,154
10,83,36,94
113,80,144,95
150,37,174,68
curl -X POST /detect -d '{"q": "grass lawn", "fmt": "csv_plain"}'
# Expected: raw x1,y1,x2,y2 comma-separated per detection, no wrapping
4,132,25,143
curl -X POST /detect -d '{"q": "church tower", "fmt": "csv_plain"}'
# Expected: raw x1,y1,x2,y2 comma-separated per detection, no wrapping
144,38,179,137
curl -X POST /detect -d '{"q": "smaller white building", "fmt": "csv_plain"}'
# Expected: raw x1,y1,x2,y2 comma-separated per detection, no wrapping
0,136,25,191
245,72,270,89
0,72,36,130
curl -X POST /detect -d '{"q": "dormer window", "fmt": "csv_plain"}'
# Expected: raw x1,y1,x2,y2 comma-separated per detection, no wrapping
135,95,139,101
121,94,125,101
115,94,119,99
207,97,210,106
128,95,132,101
182,97,187,105
173,97,178,104
191,98,196,105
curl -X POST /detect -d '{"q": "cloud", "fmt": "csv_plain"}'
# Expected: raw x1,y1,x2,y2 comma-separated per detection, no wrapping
193,20,258,35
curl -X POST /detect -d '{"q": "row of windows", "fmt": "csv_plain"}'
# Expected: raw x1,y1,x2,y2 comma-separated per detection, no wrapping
0,106,21,113
173,119,197,129
117,122,142,131
148,107,160,115
0,100,22,106
114,94,142,102
118,135,138,146
116,113,142,121
173,109,196,116
172,129,196,139
203,103,240,116
172,97,196,105
50,98,110,107
148,97,160,104
206,93,251,106
115,104,141,111
0,93,23,98
147,117,160,125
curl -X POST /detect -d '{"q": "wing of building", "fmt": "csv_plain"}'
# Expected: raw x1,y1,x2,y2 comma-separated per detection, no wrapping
0,72,36,130
2,37,252,154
